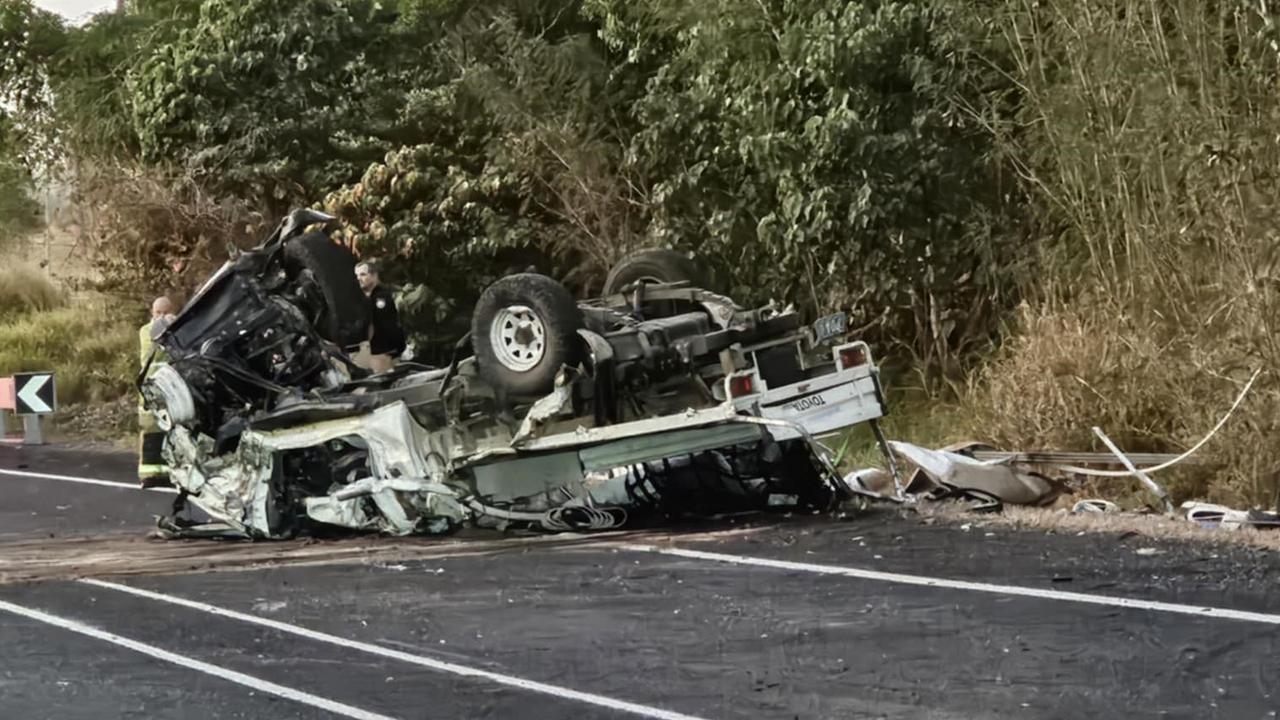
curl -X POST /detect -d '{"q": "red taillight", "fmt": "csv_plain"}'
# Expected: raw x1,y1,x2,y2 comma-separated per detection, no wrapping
729,375,755,397
839,346,867,369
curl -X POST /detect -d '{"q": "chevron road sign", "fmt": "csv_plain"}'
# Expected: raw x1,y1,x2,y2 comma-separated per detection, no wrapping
14,372,55,415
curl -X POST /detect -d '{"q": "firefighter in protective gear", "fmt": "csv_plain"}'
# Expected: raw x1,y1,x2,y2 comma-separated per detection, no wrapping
138,296,175,488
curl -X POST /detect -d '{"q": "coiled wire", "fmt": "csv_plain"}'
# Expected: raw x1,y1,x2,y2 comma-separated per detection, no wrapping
465,498,627,532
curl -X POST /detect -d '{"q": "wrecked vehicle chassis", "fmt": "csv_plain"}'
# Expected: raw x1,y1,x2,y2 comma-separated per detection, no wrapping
142,210,892,538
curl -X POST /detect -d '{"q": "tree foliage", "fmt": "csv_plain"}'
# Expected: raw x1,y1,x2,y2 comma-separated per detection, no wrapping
590,0,1023,372
0,117,41,240
324,0,639,361
0,0,66,171
129,0,406,205
3,0,1025,376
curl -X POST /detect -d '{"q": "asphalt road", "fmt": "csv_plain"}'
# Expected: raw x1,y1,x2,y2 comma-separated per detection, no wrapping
3,443,1279,719
0,442,173,540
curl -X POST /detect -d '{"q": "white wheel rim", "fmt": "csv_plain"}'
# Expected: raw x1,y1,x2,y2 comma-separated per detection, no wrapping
490,305,547,372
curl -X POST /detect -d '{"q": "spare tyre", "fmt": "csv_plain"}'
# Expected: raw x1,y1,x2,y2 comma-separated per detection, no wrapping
602,249,707,295
471,273,583,398
283,232,369,347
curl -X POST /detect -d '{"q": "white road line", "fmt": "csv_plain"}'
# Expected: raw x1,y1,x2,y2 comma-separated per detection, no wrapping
0,468,177,494
82,578,708,720
620,544,1280,626
0,598,396,720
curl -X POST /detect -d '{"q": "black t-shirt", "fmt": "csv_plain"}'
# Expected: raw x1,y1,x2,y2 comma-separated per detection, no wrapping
368,285,406,355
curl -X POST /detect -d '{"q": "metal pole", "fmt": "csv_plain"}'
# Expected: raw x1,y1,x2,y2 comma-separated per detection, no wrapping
870,418,906,499
22,415,44,445
1092,426,1174,514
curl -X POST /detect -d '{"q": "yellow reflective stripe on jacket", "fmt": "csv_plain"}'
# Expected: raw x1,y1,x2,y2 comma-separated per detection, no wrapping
139,322,170,372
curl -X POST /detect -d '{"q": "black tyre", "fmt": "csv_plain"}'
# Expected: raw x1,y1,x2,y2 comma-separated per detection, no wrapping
602,249,707,295
283,232,369,347
471,273,583,398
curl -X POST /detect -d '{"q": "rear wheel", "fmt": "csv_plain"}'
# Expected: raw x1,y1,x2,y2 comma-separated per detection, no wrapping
471,273,583,398
603,249,707,295
283,232,368,347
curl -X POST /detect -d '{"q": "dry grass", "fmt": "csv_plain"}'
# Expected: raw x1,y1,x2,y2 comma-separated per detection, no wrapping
0,296,138,406
959,303,1272,506
960,0,1280,508
0,263,137,409
0,263,66,316
836,391,968,472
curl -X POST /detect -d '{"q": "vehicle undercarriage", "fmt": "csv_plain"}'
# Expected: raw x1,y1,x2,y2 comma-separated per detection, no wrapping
141,210,896,538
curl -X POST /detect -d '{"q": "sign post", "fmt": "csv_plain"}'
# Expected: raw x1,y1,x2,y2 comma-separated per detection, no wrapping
0,377,12,441
13,372,56,445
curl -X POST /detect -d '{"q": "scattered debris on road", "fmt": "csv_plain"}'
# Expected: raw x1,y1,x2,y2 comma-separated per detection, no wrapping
868,369,1271,542
1183,502,1280,531
1072,499,1119,515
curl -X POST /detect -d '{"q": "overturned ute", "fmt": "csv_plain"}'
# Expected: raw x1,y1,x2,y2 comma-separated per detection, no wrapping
140,209,896,538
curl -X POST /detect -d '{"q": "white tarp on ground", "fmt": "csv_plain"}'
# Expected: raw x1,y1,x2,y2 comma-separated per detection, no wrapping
887,441,1064,506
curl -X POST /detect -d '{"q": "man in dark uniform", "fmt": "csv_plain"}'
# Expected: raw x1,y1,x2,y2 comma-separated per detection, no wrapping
355,259,405,373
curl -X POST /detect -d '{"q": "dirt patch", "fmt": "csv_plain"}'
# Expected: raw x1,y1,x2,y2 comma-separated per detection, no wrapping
49,397,136,446
919,501,1280,551
0,524,769,585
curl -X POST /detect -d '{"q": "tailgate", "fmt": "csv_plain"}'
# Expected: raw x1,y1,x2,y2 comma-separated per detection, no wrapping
734,342,887,441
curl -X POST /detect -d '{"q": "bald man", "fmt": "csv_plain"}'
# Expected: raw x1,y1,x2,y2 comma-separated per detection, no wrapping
150,296,173,323
137,296,176,488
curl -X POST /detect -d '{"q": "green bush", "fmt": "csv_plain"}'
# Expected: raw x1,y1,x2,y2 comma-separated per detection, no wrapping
588,0,1025,377
319,0,1027,374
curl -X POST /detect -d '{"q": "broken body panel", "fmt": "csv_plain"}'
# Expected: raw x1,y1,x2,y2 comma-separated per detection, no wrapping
163,349,887,537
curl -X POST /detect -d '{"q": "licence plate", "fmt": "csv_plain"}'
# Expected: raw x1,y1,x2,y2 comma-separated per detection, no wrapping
812,312,848,343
